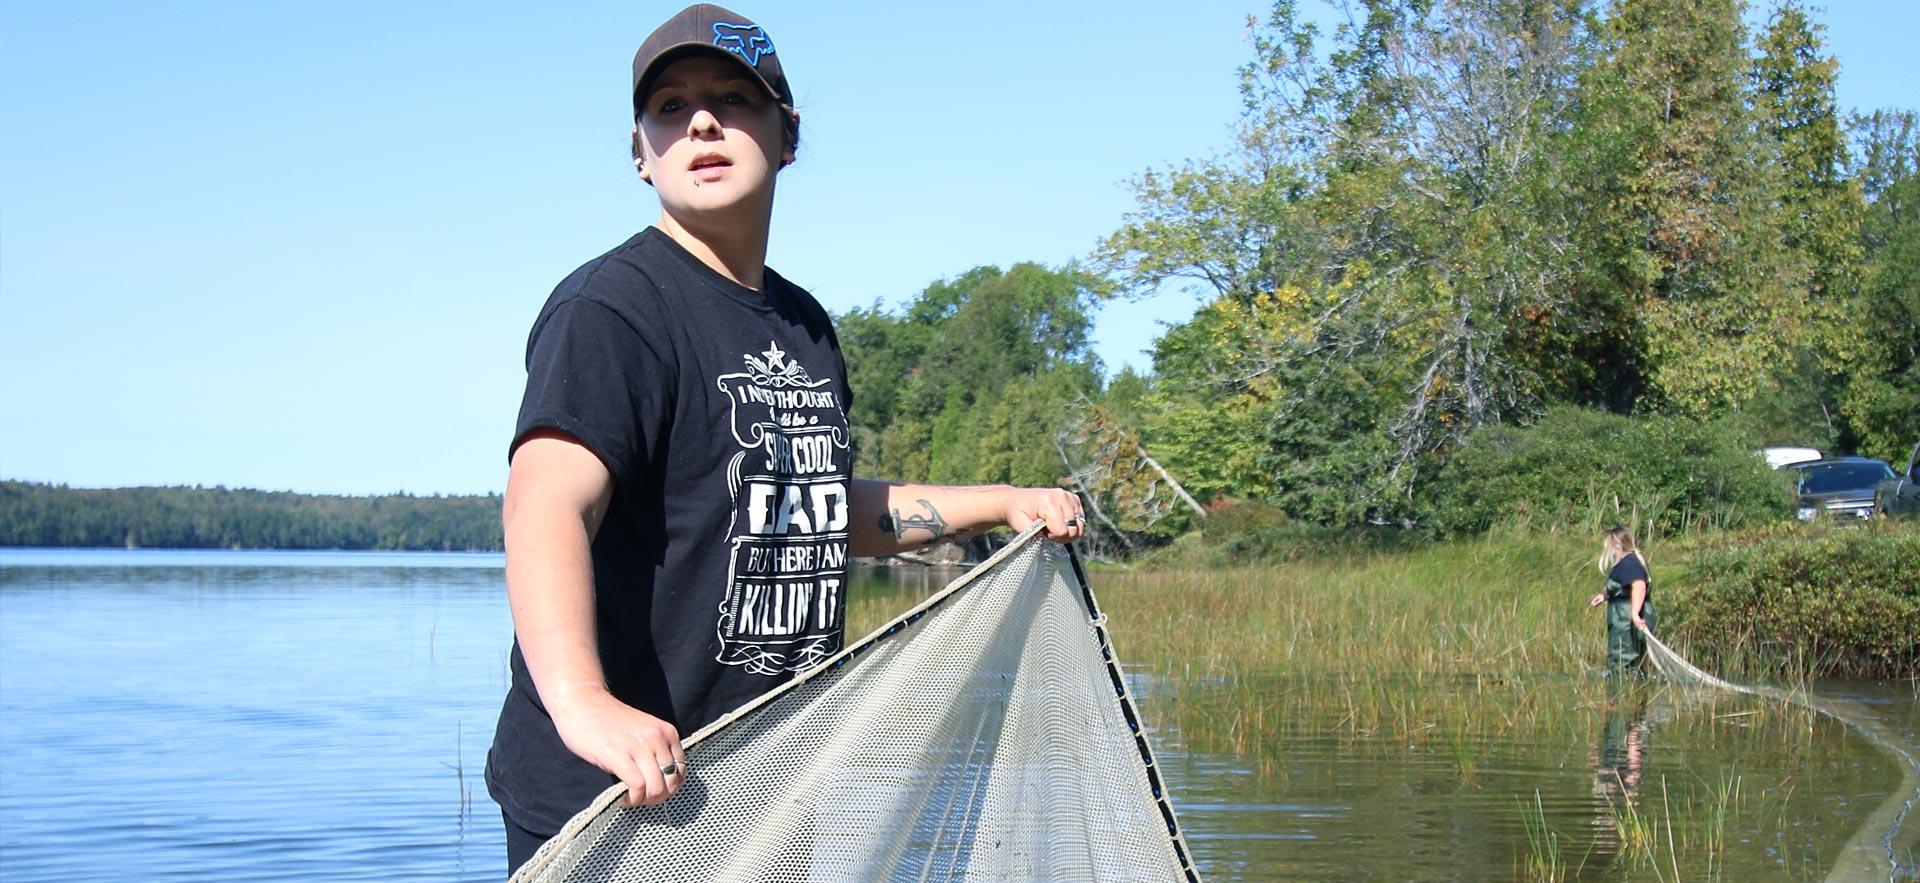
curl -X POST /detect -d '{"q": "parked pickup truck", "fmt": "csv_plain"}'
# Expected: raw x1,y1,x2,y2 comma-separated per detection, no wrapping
1878,442,1920,519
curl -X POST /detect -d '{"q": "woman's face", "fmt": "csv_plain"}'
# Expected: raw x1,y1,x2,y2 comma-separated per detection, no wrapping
634,55,791,225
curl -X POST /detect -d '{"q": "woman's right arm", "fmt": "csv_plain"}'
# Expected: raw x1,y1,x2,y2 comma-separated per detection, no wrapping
505,429,684,807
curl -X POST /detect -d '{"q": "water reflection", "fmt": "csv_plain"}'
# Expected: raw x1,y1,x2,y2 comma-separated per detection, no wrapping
1587,688,1653,863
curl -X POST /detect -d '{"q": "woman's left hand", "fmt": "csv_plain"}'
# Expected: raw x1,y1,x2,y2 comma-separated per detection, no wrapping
1632,615,1648,631
1001,487,1086,541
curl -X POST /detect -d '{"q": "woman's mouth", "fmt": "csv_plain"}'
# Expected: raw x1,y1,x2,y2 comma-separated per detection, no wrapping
689,154,731,180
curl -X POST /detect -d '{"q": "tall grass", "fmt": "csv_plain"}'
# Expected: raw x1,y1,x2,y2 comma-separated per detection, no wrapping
1095,532,1614,757
1108,533,1594,679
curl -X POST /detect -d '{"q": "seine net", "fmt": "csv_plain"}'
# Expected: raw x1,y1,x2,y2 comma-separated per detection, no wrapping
511,526,1201,883
1640,628,1751,695
1641,627,1918,881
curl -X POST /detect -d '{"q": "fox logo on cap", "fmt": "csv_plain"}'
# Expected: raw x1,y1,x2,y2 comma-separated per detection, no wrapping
712,22,774,67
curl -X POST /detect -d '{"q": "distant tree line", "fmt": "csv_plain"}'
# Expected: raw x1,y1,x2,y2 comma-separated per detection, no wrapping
0,481,504,551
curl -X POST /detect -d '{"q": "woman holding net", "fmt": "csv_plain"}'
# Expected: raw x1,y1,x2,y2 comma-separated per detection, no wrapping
1588,525,1656,676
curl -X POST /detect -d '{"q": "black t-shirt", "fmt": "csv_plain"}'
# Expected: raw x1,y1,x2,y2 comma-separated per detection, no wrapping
486,228,854,832
1605,553,1651,602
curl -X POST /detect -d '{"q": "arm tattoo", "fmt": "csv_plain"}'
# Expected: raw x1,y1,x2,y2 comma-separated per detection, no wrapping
881,499,950,545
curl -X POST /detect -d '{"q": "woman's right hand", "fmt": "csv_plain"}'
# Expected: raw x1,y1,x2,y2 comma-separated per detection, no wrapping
1588,592,1606,608
548,687,686,808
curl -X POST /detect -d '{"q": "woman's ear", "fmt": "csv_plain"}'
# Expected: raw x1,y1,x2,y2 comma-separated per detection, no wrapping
781,108,800,166
632,125,653,181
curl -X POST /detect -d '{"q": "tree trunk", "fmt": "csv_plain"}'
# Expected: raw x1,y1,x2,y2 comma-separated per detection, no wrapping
1140,451,1208,519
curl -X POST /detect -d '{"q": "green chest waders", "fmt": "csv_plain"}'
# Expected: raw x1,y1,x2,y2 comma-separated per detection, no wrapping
1604,577,1656,674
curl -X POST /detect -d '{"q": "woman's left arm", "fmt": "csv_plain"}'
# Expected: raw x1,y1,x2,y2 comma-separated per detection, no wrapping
847,478,1084,557
1629,580,1649,631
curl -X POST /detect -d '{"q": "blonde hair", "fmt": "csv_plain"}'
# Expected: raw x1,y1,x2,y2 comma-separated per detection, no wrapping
1597,525,1647,574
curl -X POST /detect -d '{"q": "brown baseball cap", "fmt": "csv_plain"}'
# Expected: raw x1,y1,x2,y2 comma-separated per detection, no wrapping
631,4,791,119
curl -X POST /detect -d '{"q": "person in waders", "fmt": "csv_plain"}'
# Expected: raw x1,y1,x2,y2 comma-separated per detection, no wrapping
1587,525,1655,676
484,5,1088,876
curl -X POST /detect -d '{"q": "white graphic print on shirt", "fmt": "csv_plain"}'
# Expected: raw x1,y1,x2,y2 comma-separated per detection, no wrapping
714,341,851,675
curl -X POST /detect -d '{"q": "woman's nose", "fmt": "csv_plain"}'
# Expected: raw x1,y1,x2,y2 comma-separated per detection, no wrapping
687,107,721,138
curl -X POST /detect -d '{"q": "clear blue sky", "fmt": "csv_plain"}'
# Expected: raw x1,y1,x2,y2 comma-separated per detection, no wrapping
3,2,1914,496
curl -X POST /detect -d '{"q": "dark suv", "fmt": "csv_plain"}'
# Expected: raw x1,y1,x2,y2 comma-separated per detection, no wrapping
1786,457,1896,521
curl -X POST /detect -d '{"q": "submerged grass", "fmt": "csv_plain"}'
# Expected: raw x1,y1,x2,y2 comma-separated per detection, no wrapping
1600,781,1656,865
1518,790,1567,882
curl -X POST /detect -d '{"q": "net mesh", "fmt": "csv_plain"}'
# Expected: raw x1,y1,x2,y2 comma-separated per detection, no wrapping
1640,628,1753,695
511,527,1200,883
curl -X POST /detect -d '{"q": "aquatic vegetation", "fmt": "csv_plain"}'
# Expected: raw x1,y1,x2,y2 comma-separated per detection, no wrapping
1094,533,1612,759
1702,771,1741,877
1517,791,1566,882
1598,781,1655,865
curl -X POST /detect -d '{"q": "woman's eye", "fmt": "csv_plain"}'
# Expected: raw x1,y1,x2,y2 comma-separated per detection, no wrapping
722,91,751,105
656,97,686,114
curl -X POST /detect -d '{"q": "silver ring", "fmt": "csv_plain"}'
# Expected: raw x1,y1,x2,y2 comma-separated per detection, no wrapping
660,760,680,777
1064,516,1082,527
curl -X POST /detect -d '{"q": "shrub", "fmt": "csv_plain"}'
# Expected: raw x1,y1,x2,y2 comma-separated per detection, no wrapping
1145,516,1423,568
1665,523,1920,678
1200,499,1289,537
1427,407,1791,537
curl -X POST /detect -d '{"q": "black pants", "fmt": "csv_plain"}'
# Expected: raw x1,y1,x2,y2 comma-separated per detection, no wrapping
503,811,552,879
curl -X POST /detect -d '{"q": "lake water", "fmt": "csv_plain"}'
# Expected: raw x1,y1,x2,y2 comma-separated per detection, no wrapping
2,550,1912,881
0,549,513,882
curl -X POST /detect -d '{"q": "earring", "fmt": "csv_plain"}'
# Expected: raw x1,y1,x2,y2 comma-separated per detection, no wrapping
633,157,644,169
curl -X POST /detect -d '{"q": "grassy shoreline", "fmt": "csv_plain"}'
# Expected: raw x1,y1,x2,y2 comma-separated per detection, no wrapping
1121,519,1919,680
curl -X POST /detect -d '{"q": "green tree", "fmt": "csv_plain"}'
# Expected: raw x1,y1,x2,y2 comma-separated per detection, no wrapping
1566,0,1816,416
1101,0,1595,523
1753,2,1858,312
839,263,1101,489
1838,111,1920,461
1739,1,1864,447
